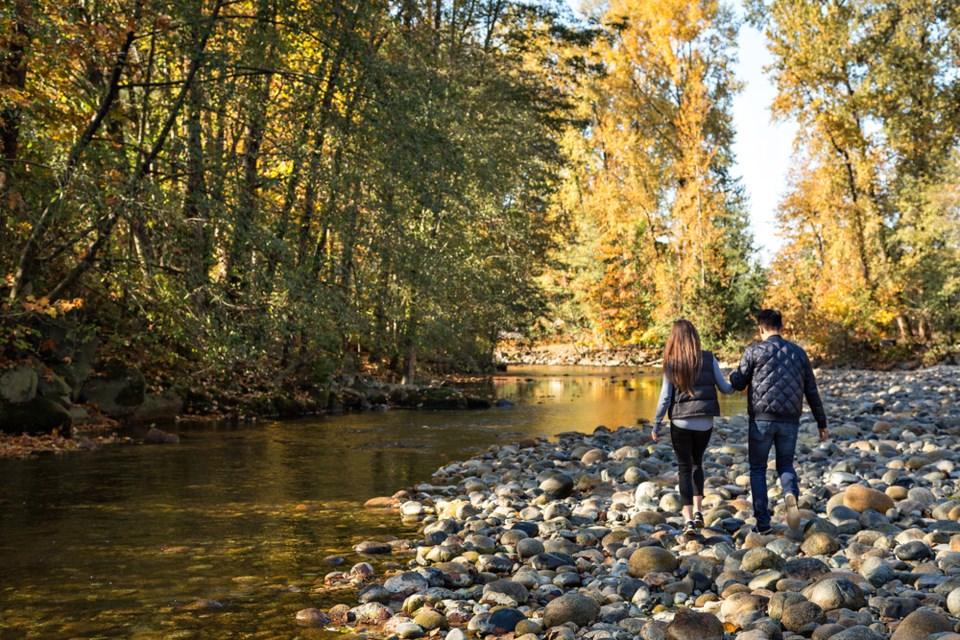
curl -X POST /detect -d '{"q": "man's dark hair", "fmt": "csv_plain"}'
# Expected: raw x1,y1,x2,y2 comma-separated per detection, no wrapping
756,309,783,331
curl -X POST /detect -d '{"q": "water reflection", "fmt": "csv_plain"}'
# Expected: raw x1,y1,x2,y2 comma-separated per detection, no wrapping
0,367,746,639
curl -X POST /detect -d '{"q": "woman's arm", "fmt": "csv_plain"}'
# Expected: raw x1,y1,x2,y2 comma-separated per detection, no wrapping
653,374,672,428
713,355,734,394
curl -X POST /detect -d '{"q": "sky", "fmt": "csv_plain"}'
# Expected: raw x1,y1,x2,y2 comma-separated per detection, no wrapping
564,1,799,265
731,19,799,265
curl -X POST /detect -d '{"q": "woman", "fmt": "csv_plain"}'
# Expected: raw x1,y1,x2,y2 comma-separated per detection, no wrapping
652,319,733,535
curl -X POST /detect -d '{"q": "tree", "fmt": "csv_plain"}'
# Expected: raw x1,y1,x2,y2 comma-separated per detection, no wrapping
752,0,960,350
551,0,760,346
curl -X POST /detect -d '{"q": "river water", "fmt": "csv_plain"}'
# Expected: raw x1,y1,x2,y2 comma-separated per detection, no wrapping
0,367,746,639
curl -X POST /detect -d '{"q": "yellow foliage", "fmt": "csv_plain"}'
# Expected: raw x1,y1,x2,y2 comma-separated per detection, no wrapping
20,297,84,318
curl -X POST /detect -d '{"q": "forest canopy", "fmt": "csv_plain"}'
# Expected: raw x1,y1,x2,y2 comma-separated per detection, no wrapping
0,0,957,385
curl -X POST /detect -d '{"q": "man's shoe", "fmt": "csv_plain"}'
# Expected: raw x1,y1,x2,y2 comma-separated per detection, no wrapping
693,512,705,529
753,525,773,535
785,493,801,531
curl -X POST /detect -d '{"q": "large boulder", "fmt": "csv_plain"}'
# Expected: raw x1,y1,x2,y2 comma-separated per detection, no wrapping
295,608,330,627
890,608,953,640
741,547,785,572
49,333,100,401
664,608,723,640
144,427,180,444
384,572,429,595
0,396,72,434
628,546,678,577
128,389,185,423
80,365,145,417
37,370,72,408
350,602,393,624
540,473,575,500
481,579,530,607
542,593,600,628
719,592,769,627
802,578,865,611
471,609,526,635
843,485,894,514
0,365,38,403
417,387,466,410
781,600,826,634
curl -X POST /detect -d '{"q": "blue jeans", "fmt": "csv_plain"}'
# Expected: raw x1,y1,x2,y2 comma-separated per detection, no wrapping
749,419,800,529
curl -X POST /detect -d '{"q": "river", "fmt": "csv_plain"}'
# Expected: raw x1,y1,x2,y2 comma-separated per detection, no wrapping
0,367,746,639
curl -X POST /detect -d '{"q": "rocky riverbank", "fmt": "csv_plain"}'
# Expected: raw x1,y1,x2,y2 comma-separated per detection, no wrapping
493,342,960,370
301,366,960,640
494,343,661,368
0,342,498,457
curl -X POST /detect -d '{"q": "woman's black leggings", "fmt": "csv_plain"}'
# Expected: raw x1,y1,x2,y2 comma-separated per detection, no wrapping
670,424,713,506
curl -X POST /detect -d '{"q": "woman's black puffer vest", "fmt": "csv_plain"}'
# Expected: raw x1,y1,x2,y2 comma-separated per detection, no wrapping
668,350,720,420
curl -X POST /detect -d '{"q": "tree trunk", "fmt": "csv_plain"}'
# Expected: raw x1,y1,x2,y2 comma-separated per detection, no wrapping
895,314,911,343
0,0,28,162
226,0,276,295
226,111,266,293
182,80,210,289
402,340,416,385
204,77,234,284
0,0,30,265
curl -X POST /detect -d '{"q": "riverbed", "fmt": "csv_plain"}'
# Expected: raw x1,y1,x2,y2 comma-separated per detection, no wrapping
0,367,745,639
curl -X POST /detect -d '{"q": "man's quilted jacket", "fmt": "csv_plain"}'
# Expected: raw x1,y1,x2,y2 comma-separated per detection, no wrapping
730,335,828,429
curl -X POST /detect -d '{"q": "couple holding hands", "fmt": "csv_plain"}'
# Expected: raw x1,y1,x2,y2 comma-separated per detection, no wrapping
651,309,830,536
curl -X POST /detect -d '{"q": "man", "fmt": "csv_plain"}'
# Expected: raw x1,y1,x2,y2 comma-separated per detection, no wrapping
730,309,829,534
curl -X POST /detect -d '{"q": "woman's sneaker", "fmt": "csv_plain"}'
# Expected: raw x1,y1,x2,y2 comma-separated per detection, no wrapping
683,520,698,535
694,512,705,529
785,493,801,530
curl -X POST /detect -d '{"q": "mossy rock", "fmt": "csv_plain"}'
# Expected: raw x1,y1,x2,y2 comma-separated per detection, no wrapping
80,365,145,417
418,386,466,410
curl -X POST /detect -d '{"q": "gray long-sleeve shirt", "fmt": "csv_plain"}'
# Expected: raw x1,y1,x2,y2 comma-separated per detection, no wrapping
653,355,733,431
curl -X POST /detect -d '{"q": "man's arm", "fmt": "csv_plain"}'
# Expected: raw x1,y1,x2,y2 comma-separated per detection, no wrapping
802,353,829,437
729,346,754,391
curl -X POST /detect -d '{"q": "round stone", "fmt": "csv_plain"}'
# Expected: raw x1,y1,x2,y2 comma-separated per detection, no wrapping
741,547,785,572
663,607,724,640
516,537,545,558
540,474,574,499
890,608,953,640
542,593,601,628
295,608,330,627
843,485,895,514
628,546,679,577
948,588,960,616
782,600,826,634
481,579,529,606
801,532,841,557
803,578,865,611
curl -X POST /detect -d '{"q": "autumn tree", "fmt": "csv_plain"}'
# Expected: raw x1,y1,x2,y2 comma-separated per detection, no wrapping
753,0,960,352
549,0,761,347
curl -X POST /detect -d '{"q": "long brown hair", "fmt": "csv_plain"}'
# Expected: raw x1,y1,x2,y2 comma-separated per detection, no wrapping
663,319,703,395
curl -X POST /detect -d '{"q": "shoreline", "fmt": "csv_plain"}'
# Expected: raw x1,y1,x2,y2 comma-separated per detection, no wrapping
301,365,960,640
494,342,960,371
0,369,503,459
